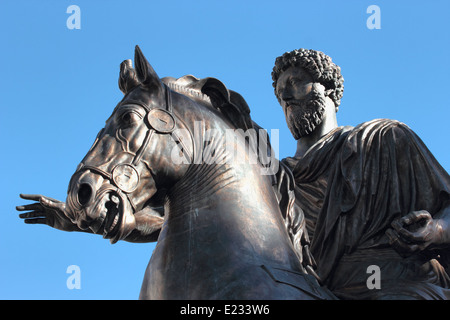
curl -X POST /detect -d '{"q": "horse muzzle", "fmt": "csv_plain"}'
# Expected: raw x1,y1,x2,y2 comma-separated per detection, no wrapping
67,169,136,244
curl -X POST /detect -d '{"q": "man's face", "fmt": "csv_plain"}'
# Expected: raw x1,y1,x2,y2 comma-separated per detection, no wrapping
276,66,327,139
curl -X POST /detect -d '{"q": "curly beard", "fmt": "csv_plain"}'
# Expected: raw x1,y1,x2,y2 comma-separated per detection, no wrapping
285,89,327,140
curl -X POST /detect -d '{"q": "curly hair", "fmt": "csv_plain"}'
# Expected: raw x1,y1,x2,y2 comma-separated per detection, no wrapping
272,49,344,108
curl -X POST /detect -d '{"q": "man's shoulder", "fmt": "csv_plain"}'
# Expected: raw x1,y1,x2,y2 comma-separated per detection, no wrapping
351,118,416,144
281,125,352,170
281,119,416,169
353,118,411,133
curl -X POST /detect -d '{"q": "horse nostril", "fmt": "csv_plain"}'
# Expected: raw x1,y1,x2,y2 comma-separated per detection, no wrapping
77,183,93,207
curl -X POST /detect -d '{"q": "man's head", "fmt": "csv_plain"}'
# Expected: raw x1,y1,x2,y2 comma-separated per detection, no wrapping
272,49,344,139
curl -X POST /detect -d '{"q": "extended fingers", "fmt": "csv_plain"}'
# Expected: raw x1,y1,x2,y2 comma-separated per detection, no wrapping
19,194,63,208
24,218,47,225
18,211,44,219
17,210,48,225
19,194,43,201
16,203,43,212
39,196,65,211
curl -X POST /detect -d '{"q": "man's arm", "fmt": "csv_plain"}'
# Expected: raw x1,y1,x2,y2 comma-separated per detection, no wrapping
17,194,86,232
17,194,164,243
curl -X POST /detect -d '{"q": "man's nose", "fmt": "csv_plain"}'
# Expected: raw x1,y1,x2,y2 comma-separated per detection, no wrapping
281,87,293,103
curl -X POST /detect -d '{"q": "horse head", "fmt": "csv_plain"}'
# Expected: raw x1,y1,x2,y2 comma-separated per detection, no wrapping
65,46,195,243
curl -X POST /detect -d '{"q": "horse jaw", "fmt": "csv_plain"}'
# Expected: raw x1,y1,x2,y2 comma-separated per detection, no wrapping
101,190,136,244
67,185,137,244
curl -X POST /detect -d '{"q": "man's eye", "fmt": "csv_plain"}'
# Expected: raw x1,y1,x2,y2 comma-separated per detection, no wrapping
276,87,283,97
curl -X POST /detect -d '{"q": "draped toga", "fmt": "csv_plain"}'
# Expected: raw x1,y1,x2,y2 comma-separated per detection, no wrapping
281,118,450,299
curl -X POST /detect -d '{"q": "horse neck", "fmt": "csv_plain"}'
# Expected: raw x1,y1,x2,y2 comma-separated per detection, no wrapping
163,144,301,271
165,113,272,221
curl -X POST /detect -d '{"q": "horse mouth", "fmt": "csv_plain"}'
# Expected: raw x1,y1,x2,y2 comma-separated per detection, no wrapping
85,189,128,244
102,193,122,241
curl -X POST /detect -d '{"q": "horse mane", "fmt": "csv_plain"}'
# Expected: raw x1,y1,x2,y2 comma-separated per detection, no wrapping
118,56,253,132
163,75,277,185
162,75,253,132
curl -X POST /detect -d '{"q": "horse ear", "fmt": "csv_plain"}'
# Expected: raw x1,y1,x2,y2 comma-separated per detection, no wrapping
118,59,140,94
134,45,163,90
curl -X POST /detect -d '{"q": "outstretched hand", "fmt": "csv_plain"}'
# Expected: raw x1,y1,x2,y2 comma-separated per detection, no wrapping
386,210,446,258
16,194,81,232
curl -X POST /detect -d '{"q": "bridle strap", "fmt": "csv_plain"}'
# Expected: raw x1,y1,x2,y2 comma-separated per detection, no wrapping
132,129,154,166
131,84,172,166
73,84,174,213
165,83,173,113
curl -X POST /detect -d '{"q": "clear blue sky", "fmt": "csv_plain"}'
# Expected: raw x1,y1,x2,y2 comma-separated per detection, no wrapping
1,0,449,299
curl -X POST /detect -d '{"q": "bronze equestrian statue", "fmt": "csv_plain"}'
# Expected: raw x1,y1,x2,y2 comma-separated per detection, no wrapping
17,45,450,300
17,46,333,300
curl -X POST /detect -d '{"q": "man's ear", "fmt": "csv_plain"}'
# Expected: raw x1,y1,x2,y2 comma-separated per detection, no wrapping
323,88,339,112
324,88,334,97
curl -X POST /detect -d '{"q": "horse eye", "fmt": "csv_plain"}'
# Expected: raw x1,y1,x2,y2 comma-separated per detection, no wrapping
121,111,141,126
